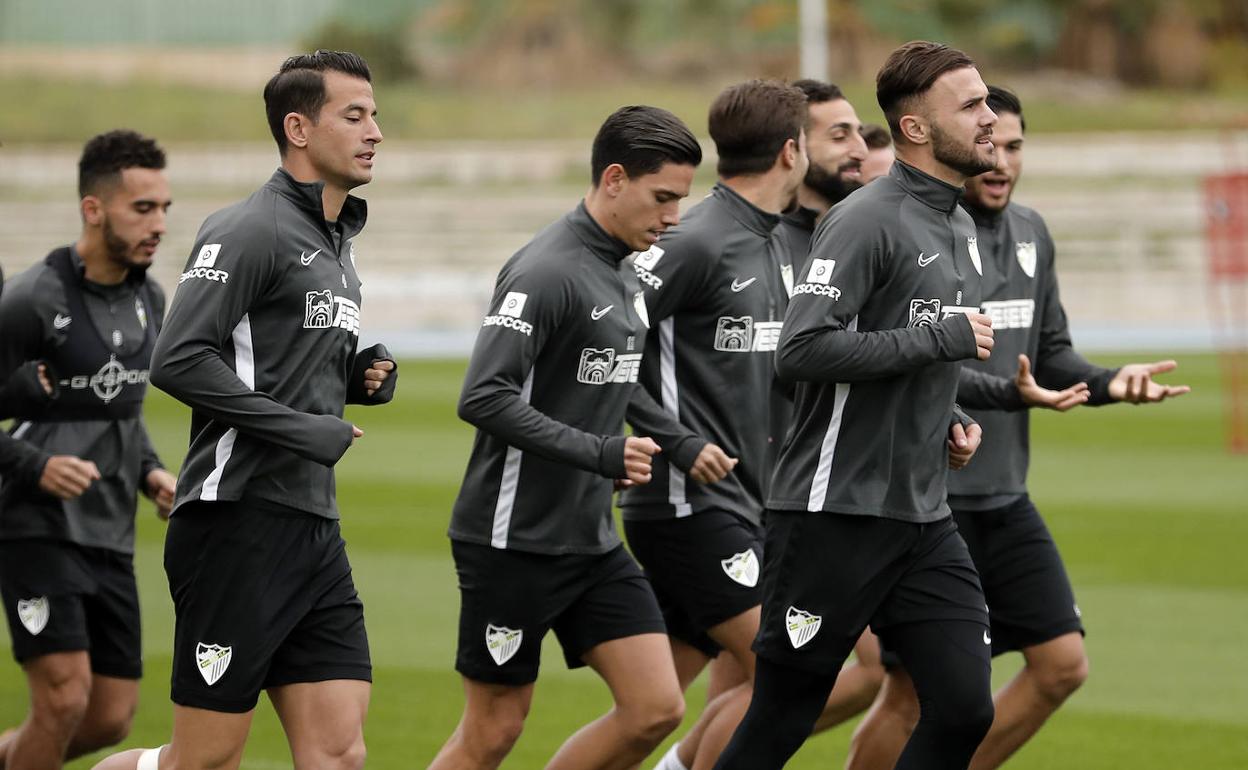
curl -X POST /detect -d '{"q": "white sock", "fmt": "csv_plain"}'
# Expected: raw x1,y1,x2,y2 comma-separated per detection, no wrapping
137,746,165,770
654,742,689,770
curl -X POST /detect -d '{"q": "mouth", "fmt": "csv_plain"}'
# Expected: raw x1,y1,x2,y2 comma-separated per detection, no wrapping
980,176,1011,195
839,161,863,181
356,151,375,166
137,238,160,256
975,132,994,147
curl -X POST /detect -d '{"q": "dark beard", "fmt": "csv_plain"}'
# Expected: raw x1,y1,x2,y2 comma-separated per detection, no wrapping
804,162,862,205
931,121,994,177
101,217,147,271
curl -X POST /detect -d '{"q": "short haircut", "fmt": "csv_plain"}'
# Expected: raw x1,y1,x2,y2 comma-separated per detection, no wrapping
78,130,166,199
263,49,372,155
709,79,808,177
986,85,1026,133
791,78,845,105
590,105,702,186
876,41,976,139
860,123,893,150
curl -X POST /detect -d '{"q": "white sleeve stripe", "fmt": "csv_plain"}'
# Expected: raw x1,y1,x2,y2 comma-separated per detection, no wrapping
200,314,255,502
658,317,690,514
807,316,857,512
490,365,535,549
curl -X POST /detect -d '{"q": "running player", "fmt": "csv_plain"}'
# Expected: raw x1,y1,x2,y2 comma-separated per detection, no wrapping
431,105,702,770
642,78,878,770
846,85,1191,770
714,41,1000,770
859,123,895,184
622,79,804,770
0,130,175,769
93,50,396,770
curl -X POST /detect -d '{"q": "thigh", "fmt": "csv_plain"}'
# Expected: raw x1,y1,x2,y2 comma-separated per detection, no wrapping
753,511,912,675
954,498,1083,654
624,513,764,654
552,546,667,669
0,540,91,662
270,679,370,765
165,703,255,770
165,503,323,714
266,524,371,690
582,632,681,709
83,549,143,679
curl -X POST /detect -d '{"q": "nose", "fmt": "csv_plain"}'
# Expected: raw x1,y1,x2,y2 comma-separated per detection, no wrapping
662,202,681,227
848,131,868,161
367,115,383,145
152,207,168,237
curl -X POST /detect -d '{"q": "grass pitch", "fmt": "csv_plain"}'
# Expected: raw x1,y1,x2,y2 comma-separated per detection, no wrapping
0,352,1243,768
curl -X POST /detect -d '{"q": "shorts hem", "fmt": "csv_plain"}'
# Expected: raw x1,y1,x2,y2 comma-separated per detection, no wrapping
993,621,1085,656
90,660,143,680
563,621,669,670
265,664,373,689
456,662,539,686
13,637,90,663
171,691,261,714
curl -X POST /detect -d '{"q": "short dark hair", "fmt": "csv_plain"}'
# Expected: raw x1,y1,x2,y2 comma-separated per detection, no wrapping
709,79,808,178
876,41,976,140
986,85,1025,133
263,49,372,155
590,106,702,186
791,79,845,105
860,123,892,150
78,130,166,198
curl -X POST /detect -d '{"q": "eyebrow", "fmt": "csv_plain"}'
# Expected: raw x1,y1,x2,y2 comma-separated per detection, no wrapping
343,102,378,115
828,122,857,132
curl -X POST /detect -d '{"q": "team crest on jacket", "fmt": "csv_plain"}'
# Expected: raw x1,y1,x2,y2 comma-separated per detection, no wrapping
577,348,642,384
486,624,522,666
303,290,361,334
195,643,232,686
1016,241,1037,278
967,237,983,276
721,549,760,587
908,298,941,328
786,606,821,648
17,597,49,636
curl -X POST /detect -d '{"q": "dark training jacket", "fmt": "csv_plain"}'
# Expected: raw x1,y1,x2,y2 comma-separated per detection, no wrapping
152,169,394,520
949,200,1117,508
450,203,649,555
622,183,789,526
768,160,983,523
0,248,165,553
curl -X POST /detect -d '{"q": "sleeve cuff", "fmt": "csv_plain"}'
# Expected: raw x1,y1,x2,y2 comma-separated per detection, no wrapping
597,435,628,478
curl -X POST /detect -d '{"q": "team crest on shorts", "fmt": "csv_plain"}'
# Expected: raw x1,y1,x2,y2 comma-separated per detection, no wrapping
195,643,232,686
16,597,49,636
485,624,523,666
721,549,760,588
786,606,822,649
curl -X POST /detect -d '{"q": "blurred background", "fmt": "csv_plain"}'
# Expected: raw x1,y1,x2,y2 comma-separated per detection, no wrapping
2,0,1248,355
1,2,1246,768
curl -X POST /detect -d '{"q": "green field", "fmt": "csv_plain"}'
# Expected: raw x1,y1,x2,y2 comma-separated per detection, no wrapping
0,353,1244,768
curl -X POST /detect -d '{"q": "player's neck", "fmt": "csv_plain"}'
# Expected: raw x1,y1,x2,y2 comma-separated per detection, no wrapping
797,186,832,217
895,148,967,188
74,235,128,285
281,156,349,223
720,172,792,215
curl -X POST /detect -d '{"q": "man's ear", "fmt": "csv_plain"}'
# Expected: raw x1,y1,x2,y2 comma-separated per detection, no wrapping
899,113,928,146
284,112,312,151
80,195,104,226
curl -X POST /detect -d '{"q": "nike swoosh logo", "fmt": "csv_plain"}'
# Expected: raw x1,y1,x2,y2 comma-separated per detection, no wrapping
53,314,72,329
300,249,322,266
730,277,757,292
917,252,940,267
983,630,992,645
590,305,614,321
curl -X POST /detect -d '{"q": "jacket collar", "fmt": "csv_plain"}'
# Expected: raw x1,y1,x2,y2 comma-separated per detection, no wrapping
265,168,368,240
781,204,820,234
959,198,1006,229
569,202,633,264
712,182,782,236
891,160,964,215
64,244,148,287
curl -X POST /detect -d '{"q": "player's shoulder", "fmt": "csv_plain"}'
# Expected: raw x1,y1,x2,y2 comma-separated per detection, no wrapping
819,183,897,240
1,259,60,312
1005,201,1049,231
198,187,281,246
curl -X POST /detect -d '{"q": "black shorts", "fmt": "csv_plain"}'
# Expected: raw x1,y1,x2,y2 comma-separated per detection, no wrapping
0,539,142,679
753,511,988,675
953,495,1084,654
452,541,666,686
624,511,763,657
165,500,371,713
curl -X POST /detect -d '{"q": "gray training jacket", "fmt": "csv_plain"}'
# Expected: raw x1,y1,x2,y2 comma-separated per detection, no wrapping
0,248,165,553
621,183,789,526
449,203,648,555
152,168,391,519
767,160,982,522
949,200,1117,508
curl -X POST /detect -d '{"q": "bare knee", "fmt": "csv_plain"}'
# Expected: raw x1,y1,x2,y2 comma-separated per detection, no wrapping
618,690,684,749
1032,650,1088,704
461,712,525,765
33,670,91,731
